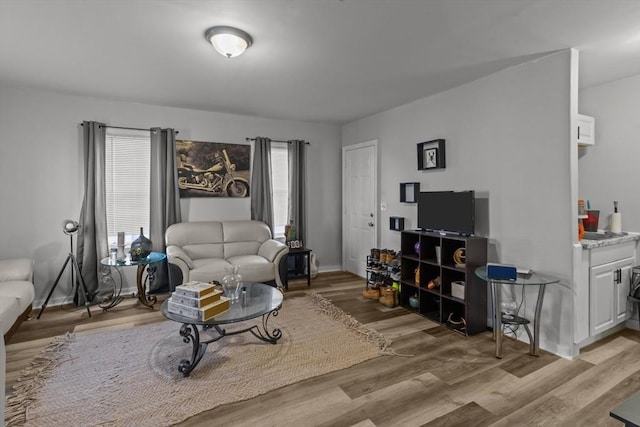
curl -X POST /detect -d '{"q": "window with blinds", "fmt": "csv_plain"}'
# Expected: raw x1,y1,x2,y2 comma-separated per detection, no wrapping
105,129,151,247
271,142,289,238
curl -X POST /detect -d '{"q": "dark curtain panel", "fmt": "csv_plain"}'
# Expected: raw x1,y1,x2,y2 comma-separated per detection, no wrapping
76,121,108,304
250,137,274,232
288,140,307,243
149,128,182,293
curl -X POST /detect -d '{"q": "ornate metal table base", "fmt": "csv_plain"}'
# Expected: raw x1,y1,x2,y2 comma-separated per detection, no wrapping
177,309,281,376
99,252,165,310
136,264,158,309
98,265,125,310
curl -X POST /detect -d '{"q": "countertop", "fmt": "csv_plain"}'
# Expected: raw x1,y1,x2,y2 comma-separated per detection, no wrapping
581,231,640,249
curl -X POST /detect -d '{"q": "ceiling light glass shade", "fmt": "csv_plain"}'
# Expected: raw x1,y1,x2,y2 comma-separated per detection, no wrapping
205,26,252,58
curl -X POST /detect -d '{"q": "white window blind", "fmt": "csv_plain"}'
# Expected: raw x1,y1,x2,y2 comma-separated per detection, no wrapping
270,142,289,237
105,129,151,247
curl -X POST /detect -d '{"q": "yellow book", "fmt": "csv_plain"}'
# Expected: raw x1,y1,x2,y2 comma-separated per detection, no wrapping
167,297,230,321
174,281,215,299
170,289,222,308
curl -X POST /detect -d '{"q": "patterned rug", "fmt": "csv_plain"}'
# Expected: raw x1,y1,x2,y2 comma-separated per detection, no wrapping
6,293,393,426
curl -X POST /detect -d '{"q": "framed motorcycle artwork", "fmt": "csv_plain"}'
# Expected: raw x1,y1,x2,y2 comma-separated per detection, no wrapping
176,140,251,198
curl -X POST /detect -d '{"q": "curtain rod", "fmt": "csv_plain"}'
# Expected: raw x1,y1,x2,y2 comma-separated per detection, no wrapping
245,137,309,145
80,123,179,134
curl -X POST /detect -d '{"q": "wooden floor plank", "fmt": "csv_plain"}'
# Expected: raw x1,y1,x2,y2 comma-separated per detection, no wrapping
569,368,640,426
423,401,498,427
475,357,594,417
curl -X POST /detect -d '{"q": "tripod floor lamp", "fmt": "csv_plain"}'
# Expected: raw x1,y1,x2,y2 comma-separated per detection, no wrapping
37,219,92,319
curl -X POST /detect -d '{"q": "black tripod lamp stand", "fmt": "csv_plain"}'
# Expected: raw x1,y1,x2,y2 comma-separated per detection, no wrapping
37,220,92,319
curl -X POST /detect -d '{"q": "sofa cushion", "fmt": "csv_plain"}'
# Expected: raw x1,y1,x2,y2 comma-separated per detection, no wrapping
0,280,35,313
222,221,271,243
226,255,274,283
189,258,232,283
0,259,33,282
166,222,224,247
183,243,225,261
224,241,260,259
0,296,22,335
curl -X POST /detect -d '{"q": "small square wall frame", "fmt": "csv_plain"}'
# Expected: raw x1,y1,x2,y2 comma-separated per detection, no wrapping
390,216,405,231
400,182,420,203
417,139,446,170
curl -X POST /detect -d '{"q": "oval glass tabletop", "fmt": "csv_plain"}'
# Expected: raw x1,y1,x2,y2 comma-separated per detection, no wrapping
100,251,166,267
475,266,561,286
161,283,283,326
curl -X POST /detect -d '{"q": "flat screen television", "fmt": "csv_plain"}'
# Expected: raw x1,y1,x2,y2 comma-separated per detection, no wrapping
417,190,475,235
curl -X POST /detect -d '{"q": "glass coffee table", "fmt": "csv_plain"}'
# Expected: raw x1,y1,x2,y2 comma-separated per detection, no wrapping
161,283,283,376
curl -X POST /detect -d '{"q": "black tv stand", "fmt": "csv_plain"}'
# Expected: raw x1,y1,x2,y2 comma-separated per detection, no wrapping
418,229,472,237
400,230,487,335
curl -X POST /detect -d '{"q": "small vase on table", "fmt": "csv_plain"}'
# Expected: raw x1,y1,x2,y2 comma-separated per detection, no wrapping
222,264,243,302
130,227,152,261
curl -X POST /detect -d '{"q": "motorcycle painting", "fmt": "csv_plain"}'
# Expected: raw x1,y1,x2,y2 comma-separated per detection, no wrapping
176,140,250,198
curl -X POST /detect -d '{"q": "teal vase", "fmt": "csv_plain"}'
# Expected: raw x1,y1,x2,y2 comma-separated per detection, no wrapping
130,227,152,261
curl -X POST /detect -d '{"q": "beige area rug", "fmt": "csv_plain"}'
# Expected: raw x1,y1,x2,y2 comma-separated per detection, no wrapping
6,293,394,427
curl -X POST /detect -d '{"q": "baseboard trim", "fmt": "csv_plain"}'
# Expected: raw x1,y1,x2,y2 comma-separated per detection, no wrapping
318,265,342,273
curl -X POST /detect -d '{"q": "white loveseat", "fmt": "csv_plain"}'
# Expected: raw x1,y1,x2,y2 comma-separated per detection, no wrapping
165,220,289,289
0,258,36,341
0,258,35,422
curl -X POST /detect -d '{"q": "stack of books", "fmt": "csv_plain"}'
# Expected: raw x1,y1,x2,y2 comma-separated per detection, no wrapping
167,281,230,321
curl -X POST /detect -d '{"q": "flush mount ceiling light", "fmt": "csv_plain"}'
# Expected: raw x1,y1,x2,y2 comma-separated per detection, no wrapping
205,26,253,58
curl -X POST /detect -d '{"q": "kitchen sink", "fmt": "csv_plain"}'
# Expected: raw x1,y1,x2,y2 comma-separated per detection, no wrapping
582,231,621,240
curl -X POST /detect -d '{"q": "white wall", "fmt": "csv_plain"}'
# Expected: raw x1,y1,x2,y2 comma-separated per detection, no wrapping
342,50,577,357
0,86,342,305
578,74,640,233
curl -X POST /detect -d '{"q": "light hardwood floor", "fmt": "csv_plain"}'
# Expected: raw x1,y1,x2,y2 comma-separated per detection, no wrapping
6,272,639,426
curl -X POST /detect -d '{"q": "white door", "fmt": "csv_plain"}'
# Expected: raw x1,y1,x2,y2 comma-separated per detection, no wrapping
342,140,377,278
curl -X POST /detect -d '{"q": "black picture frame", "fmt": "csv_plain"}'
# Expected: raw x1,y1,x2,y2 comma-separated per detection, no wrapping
417,139,446,170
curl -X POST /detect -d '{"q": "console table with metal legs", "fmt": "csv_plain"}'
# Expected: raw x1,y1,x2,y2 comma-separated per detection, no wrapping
475,267,560,358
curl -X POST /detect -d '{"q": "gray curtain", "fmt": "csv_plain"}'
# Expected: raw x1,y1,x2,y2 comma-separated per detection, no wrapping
288,140,307,243
149,128,182,293
76,121,108,304
250,137,274,231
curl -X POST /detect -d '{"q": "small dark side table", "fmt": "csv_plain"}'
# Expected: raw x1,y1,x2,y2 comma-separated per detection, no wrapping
287,248,311,289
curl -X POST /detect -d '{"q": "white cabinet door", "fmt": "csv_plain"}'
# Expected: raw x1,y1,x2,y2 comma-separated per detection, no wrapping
577,114,595,146
615,260,634,323
590,256,635,336
590,261,615,335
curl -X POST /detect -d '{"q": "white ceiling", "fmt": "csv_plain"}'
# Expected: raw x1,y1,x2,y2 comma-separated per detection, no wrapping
0,0,638,124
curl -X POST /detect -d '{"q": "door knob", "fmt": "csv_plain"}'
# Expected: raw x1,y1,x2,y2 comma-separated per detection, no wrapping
368,222,374,227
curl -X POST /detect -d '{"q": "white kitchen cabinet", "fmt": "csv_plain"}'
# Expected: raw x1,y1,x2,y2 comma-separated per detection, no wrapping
588,242,635,336
590,257,634,335
616,262,634,322
577,114,595,146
